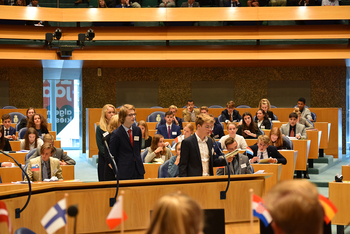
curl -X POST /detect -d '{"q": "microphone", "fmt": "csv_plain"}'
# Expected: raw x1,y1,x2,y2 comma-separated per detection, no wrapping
68,205,78,234
208,134,230,200
0,150,32,219
102,132,120,207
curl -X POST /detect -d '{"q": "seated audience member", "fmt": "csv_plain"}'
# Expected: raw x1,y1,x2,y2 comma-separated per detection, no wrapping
254,109,271,130
138,120,152,149
270,0,286,6
264,180,323,234
247,0,259,6
18,107,35,131
25,143,63,181
159,105,183,130
1,114,16,140
168,142,181,177
181,0,200,6
209,114,225,139
16,0,26,5
224,0,241,6
269,127,291,150
237,112,262,139
298,0,315,5
179,114,233,177
221,100,241,124
0,126,12,151
116,0,132,7
217,137,251,175
20,127,43,150
26,134,76,165
280,112,307,140
200,106,221,125
145,134,172,163
103,115,120,181
321,0,338,5
98,0,108,7
171,123,194,150
297,97,313,122
182,100,200,122
248,135,287,165
27,113,49,138
293,108,314,129
27,0,44,25
219,122,247,150
157,111,182,139
146,192,203,234
27,0,39,6
258,98,276,120
159,0,175,7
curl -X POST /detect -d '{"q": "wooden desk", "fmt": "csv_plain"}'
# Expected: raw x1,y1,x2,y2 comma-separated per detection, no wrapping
164,139,174,145
279,150,298,181
342,165,350,181
245,139,257,147
314,122,331,149
0,165,75,183
306,130,322,159
0,175,269,234
144,163,161,179
9,140,61,151
0,152,26,165
291,140,310,171
252,164,282,193
329,182,350,226
147,122,158,130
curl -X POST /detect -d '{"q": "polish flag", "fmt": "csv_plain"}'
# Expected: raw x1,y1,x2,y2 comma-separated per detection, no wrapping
106,195,128,230
0,201,12,234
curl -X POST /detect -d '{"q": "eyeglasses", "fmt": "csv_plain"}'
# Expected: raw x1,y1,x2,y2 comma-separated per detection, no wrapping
127,113,137,117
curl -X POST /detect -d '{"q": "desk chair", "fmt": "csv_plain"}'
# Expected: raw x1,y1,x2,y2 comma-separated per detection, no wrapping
158,160,170,178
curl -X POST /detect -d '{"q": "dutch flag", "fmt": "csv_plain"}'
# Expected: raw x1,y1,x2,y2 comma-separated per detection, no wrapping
245,147,254,156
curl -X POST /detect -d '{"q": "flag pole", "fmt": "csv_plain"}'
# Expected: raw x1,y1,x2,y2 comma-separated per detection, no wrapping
120,190,125,234
249,188,253,234
65,193,69,234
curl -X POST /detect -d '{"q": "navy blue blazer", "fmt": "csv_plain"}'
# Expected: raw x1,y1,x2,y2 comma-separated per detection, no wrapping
221,109,242,122
115,4,132,7
248,144,287,165
2,126,16,136
212,122,225,139
179,134,227,177
156,124,182,139
109,125,145,180
159,117,183,130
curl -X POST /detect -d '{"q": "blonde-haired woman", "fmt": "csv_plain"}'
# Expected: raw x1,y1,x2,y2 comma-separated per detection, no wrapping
96,104,116,181
104,115,120,181
146,192,203,234
258,98,276,120
145,134,172,163
137,120,152,149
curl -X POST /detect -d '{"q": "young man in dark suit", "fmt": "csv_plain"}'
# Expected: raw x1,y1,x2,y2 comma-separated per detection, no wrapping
1,114,16,140
221,101,242,124
248,135,287,165
157,111,182,139
110,104,145,180
158,105,183,130
179,114,233,177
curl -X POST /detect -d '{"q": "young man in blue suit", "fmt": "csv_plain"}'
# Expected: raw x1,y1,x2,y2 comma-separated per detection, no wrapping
158,105,183,130
1,114,16,140
110,104,145,180
156,111,182,139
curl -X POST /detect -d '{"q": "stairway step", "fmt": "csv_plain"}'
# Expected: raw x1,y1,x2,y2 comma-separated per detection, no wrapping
88,154,98,168
314,155,334,164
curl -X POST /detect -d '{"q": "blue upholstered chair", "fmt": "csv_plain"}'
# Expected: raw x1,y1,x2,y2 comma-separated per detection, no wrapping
282,136,293,150
182,105,198,108
236,105,251,108
273,114,278,120
150,106,163,108
218,114,223,123
311,112,317,122
209,105,224,108
147,111,165,122
15,227,36,234
18,127,27,139
158,160,170,178
141,147,149,163
2,106,17,109
9,112,26,124
270,105,278,108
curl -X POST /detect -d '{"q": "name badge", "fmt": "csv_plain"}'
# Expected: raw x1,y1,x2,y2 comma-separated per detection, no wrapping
261,126,265,129
241,163,247,168
172,132,177,135
134,136,140,141
53,168,57,174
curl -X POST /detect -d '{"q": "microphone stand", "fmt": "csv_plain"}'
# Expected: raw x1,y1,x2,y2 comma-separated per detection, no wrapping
103,136,119,207
0,150,31,219
209,134,230,200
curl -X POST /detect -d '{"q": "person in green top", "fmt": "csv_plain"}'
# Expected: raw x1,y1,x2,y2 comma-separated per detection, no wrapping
96,104,116,181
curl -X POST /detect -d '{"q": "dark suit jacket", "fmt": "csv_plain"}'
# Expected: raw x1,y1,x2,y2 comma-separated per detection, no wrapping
248,145,287,165
1,138,12,151
3,126,16,136
110,125,145,180
156,124,182,139
181,1,200,6
179,134,227,177
254,118,271,130
116,4,132,7
212,122,225,139
224,0,241,6
221,109,242,122
159,117,183,130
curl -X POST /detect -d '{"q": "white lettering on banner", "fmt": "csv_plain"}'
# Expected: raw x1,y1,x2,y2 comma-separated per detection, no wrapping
56,109,72,118
43,86,72,102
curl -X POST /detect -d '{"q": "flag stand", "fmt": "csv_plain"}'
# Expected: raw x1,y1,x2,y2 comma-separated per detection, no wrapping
120,190,125,234
65,193,69,234
249,188,253,234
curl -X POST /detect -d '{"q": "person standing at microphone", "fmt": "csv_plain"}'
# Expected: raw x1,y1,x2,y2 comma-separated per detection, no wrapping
179,114,233,177
216,137,251,175
110,104,145,180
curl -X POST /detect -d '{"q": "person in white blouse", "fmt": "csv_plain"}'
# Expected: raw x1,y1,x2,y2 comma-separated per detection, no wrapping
20,127,43,150
219,122,247,150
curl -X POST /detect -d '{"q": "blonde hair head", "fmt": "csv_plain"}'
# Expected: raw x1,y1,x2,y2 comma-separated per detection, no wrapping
195,114,214,129
108,115,120,133
146,192,203,234
99,104,116,132
258,135,270,145
293,107,301,116
258,98,271,110
137,120,150,140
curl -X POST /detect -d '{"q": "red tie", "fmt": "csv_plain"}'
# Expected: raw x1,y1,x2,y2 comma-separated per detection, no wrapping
128,129,133,147
168,126,171,139
230,114,232,122
290,128,295,137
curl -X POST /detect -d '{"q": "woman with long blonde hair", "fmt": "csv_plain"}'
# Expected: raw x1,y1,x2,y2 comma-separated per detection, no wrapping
104,114,120,181
96,104,116,181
